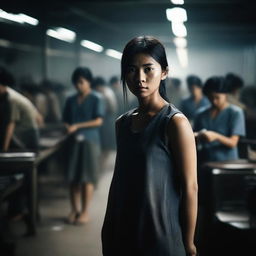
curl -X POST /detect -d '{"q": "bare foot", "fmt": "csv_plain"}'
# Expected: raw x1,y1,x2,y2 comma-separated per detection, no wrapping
67,211,78,224
75,212,89,225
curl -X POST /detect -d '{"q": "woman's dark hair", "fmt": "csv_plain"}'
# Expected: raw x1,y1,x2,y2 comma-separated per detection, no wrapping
92,76,106,89
203,76,229,96
109,76,119,86
71,67,93,85
170,78,181,89
225,73,244,93
0,66,15,87
186,75,202,90
121,36,169,103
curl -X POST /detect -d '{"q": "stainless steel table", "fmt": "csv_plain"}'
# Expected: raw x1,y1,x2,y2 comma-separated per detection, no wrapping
0,152,37,235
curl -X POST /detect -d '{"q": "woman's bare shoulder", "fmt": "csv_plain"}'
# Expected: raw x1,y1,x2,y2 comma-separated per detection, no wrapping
167,113,193,138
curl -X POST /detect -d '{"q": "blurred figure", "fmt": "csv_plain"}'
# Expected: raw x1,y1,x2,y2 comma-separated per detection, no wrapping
194,76,246,163
180,75,210,124
41,80,62,124
0,66,42,152
193,76,246,254
20,80,48,120
0,67,42,227
225,73,246,110
109,76,123,117
166,77,183,107
0,69,12,150
62,67,105,225
93,77,117,167
240,85,256,158
241,85,256,119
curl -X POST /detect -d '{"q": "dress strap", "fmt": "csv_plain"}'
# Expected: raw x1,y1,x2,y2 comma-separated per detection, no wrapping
163,104,182,145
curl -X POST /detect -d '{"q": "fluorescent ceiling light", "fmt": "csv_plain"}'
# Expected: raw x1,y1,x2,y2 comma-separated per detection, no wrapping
0,9,39,26
105,49,122,60
173,37,187,48
18,14,38,26
172,22,187,37
46,28,76,43
176,48,188,68
166,8,187,23
81,40,104,52
171,0,184,5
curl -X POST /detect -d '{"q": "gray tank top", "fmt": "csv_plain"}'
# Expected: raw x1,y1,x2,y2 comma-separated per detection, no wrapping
102,103,186,256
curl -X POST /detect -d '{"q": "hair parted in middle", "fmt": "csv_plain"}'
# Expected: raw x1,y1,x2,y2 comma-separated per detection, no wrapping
121,35,170,104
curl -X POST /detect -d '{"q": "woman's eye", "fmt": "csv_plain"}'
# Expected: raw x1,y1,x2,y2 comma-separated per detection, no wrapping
144,67,153,72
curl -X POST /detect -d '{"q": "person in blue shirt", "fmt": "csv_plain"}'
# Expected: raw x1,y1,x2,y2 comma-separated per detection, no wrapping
194,76,246,163
180,75,210,124
193,76,246,253
63,67,105,225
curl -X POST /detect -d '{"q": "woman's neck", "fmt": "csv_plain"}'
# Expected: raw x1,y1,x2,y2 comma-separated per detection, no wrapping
77,89,91,103
137,93,168,114
211,102,229,114
193,93,202,103
79,88,91,98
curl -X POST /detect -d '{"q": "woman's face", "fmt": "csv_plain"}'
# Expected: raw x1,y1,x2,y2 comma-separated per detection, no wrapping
75,77,91,95
125,53,168,99
208,92,227,109
190,85,202,98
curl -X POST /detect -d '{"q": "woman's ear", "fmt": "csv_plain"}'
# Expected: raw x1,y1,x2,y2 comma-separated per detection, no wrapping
161,66,169,80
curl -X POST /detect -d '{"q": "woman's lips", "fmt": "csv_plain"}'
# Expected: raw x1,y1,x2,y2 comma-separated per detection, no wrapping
137,86,148,91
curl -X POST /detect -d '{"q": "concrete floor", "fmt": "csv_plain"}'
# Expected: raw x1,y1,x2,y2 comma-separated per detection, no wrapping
14,152,115,256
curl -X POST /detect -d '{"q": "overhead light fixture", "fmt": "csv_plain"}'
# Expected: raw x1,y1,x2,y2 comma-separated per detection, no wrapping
0,9,39,26
176,48,188,68
80,40,104,52
18,14,39,26
171,0,184,5
166,8,187,23
46,27,76,43
172,22,187,37
173,37,187,48
105,49,122,60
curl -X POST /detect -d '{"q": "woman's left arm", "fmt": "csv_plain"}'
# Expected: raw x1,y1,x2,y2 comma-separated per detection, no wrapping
199,108,245,148
168,113,198,256
67,117,103,133
199,131,239,148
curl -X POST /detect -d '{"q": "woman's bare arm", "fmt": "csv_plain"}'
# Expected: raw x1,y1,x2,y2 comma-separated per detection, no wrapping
168,113,198,256
65,117,103,134
198,130,239,148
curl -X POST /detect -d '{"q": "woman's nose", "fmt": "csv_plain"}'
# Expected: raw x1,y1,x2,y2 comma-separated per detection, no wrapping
136,69,146,82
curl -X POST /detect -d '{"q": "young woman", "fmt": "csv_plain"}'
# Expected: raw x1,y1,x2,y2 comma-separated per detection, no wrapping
63,67,105,224
194,76,246,163
101,36,198,256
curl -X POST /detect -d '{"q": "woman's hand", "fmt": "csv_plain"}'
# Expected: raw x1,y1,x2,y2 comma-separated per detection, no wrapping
200,130,219,142
185,243,197,256
67,124,78,134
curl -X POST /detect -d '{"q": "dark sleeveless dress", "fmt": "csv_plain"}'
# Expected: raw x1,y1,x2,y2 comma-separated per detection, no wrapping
101,104,186,256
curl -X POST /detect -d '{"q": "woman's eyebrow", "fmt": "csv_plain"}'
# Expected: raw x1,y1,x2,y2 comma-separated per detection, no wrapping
128,63,154,67
142,63,154,67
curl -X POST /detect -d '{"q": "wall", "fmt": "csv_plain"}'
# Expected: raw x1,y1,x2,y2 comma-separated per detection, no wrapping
166,45,256,89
